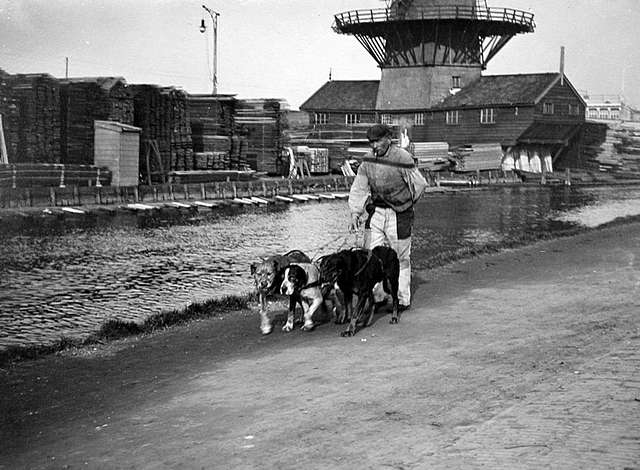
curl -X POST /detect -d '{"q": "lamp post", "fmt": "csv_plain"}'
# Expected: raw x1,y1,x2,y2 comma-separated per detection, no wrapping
199,5,219,95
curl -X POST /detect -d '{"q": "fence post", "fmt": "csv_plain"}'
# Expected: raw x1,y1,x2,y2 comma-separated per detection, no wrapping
200,183,206,200
565,168,571,186
50,187,56,206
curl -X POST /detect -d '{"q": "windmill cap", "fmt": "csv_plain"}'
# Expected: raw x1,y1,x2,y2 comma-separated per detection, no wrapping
366,124,393,141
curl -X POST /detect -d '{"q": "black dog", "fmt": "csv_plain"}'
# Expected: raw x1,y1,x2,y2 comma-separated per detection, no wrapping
319,246,400,337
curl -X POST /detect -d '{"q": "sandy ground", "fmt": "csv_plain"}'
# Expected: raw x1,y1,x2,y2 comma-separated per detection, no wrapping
1,222,640,469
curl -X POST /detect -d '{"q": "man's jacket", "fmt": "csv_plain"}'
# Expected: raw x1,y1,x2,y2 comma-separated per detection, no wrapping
348,144,428,216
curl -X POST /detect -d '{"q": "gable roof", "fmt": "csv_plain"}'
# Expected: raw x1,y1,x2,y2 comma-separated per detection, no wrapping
300,80,379,111
433,73,567,109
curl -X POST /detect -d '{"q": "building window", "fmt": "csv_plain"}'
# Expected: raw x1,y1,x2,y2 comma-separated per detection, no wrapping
445,110,459,125
414,113,425,126
452,76,461,88
600,109,610,120
314,112,328,125
345,113,361,125
588,108,599,119
543,102,554,115
480,108,495,124
568,103,580,116
611,108,620,120
381,114,392,125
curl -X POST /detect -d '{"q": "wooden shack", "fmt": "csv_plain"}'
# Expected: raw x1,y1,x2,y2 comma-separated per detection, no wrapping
94,120,141,186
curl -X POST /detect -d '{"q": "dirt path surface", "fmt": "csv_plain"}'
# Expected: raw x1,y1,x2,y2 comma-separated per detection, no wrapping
2,223,640,469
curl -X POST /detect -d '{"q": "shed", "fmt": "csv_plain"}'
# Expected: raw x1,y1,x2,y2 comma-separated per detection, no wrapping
94,120,141,186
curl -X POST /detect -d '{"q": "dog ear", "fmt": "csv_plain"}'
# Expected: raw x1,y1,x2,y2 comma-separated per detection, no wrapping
250,263,257,275
297,266,308,287
271,255,289,273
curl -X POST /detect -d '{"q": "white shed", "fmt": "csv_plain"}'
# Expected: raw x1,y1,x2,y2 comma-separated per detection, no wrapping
94,120,141,187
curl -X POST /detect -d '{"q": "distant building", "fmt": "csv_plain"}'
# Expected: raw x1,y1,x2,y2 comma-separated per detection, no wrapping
582,94,640,122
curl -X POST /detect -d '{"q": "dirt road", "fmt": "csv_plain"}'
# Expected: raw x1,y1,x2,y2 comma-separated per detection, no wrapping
2,223,640,469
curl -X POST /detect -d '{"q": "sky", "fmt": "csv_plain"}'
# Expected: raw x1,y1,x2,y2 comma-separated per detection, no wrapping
1,0,639,110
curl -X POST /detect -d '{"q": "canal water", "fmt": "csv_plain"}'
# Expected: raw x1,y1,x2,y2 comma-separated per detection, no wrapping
2,184,640,350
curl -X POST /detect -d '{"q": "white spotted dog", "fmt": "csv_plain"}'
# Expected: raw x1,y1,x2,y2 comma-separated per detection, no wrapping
280,263,327,332
250,250,311,335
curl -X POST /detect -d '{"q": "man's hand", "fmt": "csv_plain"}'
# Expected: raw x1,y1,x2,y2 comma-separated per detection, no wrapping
349,213,361,233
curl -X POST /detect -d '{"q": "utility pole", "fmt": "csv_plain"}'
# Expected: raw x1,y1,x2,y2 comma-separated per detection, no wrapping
65,57,69,79
200,5,220,95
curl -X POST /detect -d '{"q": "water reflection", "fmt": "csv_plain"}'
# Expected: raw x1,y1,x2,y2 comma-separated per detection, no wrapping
1,185,639,349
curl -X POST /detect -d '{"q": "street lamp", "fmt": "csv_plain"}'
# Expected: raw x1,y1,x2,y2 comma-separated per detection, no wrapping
200,4,219,95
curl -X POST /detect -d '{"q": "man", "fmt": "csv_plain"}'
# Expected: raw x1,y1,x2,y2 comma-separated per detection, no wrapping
348,124,428,310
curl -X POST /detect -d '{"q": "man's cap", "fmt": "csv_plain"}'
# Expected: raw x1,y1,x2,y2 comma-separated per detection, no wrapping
366,124,392,141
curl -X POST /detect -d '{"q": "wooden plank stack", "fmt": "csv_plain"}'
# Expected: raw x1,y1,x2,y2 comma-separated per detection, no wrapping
0,163,111,188
59,77,134,165
450,143,503,172
130,85,193,181
5,73,61,163
0,69,20,162
581,121,640,176
412,141,450,170
187,95,235,170
235,99,284,174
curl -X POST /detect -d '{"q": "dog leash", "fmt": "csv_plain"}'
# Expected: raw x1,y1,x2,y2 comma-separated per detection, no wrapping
310,233,351,261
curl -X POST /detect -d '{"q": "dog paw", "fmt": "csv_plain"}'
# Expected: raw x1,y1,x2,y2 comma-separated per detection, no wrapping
261,326,273,335
301,322,315,331
389,317,399,324
340,330,355,337
282,323,294,332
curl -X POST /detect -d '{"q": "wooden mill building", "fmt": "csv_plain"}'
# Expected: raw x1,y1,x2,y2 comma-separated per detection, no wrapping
300,0,587,169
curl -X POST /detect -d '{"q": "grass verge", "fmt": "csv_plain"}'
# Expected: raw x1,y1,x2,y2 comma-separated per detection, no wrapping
0,292,257,367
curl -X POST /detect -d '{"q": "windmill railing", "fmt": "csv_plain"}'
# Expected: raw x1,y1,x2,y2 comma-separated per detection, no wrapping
333,6,535,32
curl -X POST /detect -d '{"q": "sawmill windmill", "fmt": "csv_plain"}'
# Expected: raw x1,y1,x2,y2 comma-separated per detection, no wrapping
333,0,535,110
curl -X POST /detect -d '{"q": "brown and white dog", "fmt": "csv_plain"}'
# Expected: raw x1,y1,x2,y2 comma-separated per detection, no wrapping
280,263,327,332
250,250,310,334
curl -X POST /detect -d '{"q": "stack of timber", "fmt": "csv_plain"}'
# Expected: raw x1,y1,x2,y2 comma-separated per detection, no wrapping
131,85,193,182
5,73,61,164
0,69,20,162
581,121,640,177
0,163,111,188
235,99,284,174
187,94,235,170
59,77,134,165
412,141,450,171
450,143,503,172
288,137,356,173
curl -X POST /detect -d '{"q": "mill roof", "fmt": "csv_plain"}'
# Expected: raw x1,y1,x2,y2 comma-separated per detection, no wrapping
300,80,379,111
434,73,572,109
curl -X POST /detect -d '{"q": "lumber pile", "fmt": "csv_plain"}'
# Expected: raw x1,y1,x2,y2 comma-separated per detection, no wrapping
5,73,62,164
450,143,503,172
131,85,193,182
187,95,235,170
412,141,450,170
288,138,353,173
581,121,640,176
59,77,134,165
0,163,111,188
0,69,20,162
235,99,284,174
